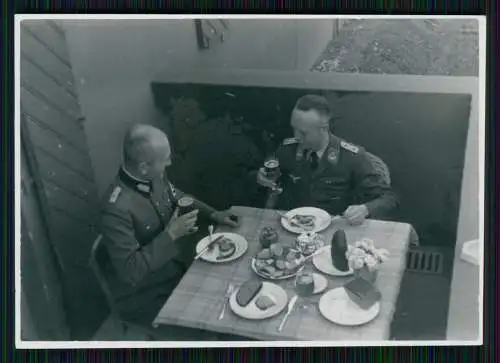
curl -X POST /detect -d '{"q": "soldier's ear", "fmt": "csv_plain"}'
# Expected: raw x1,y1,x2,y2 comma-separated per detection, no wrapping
138,162,149,176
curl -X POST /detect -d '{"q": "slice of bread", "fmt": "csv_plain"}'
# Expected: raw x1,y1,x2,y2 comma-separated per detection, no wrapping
236,281,263,307
255,295,276,311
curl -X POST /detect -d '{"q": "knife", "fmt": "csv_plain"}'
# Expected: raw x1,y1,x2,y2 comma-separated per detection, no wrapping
194,235,224,260
277,295,298,332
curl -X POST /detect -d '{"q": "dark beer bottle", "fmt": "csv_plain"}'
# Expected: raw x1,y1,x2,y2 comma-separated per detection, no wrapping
331,229,350,272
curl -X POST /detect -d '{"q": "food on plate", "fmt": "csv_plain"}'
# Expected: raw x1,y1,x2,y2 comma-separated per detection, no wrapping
253,243,305,279
256,249,273,260
236,280,263,307
330,229,350,271
296,232,325,256
275,260,287,270
289,214,316,229
255,295,276,311
344,277,381,310
270,243,284,257
216,237,236,260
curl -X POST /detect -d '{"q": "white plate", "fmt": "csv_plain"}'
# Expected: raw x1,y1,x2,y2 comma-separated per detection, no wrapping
251,258,305,280
281,207,332,234
195,232,248,263
318,287,380,326
229,282,288,320
312,245,354,277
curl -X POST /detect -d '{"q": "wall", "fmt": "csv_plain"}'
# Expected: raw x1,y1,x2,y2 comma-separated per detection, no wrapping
20,20,105,339
62,19,334,196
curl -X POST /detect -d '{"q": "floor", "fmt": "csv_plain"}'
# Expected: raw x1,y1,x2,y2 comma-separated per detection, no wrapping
92,318,151,341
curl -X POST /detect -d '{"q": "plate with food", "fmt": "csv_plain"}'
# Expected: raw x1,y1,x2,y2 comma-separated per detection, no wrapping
318,287,380,326
312,245,354,277
195,232,248,263
295,232,325,256
229,280,288,320
281,207,332,234
251,242,306,280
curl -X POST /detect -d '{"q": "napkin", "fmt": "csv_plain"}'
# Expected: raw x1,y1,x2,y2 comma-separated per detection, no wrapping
344,277,381,310
460,239,480,266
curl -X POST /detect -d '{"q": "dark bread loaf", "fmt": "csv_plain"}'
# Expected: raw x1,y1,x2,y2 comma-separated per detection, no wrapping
344,277,382,310
331,229,350,271
236,280,263,307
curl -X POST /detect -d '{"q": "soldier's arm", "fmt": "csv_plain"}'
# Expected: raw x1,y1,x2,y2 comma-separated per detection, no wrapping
174,188,218,217
101,206,178,285
353,153,399,219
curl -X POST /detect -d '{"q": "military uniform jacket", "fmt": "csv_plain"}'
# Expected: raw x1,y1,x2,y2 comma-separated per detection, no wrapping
100,167,184,302
273,134,398,218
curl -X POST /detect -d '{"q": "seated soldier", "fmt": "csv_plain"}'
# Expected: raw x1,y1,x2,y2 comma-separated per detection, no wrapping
256,94,398,224
100,124,239,340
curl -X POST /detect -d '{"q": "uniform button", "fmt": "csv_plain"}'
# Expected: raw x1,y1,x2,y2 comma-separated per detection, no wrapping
146,225,151,230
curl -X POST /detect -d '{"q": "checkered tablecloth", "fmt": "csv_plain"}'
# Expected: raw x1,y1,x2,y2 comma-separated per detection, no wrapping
153,206,414,341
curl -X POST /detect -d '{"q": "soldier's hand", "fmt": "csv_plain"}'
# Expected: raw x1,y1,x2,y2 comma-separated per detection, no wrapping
256,167,278,189
343,204,369,225
167,209,200,240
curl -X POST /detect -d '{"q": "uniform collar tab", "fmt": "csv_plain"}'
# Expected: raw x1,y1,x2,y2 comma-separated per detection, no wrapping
119,167,153,195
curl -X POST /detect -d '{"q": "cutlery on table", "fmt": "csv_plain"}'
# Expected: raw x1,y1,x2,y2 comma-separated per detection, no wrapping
277,295,298,332
218,283,235,320
207,225,215,251
194,234,224,260
301,246,329,262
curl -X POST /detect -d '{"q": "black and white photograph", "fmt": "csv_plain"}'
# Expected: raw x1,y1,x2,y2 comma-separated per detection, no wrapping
15,15,484,347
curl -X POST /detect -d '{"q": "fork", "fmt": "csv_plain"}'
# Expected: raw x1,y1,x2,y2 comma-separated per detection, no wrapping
218,283,235,320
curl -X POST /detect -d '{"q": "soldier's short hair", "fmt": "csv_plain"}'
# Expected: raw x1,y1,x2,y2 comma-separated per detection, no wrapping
294,94,332,121
123,124,163,165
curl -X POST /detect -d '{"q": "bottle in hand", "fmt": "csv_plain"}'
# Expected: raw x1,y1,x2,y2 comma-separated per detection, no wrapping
331,229,350,272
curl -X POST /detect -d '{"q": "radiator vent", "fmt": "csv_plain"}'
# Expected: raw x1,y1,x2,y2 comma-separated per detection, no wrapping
406,249,444,274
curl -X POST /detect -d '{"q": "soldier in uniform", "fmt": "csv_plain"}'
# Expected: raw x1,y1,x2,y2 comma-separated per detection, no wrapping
100,124,239,340
257,94,398,224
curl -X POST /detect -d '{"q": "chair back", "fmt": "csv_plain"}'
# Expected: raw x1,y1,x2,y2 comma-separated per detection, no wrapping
89,235,121,322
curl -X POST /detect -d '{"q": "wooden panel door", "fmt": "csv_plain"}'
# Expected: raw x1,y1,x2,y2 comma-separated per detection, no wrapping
20,19,107,339
21,148,69,340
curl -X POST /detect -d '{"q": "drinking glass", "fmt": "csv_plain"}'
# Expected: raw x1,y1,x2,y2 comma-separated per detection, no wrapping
294,268,315,310
263,155,281,187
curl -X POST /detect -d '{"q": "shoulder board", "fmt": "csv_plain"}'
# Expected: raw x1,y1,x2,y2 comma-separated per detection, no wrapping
282,137,300,146
168,182,177,197
109,186,122,204
340,141,360,154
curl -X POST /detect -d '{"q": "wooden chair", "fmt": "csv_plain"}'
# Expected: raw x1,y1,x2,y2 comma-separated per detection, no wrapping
89,235,156,340
90,235,222,341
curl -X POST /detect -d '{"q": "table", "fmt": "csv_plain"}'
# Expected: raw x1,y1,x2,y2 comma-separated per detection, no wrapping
153,206,415,341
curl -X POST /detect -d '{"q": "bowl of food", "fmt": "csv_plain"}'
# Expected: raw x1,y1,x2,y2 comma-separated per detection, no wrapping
251,242,305,280
295,232,325,256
